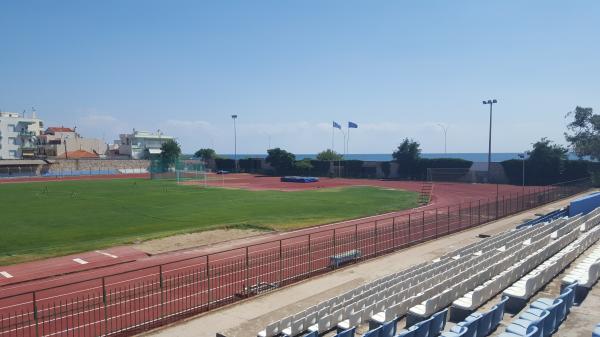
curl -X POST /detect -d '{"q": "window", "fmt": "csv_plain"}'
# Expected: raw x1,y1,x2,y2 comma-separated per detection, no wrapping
9,150,17,158
8,137,17,145
7,124,15,132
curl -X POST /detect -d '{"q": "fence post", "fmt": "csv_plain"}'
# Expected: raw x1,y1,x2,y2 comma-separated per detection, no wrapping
458,203,462,229
421,211,425,241
469,201,473,226
333,229,337,259
206,255,211,310
355,223,358,252
33,291,39,337
308,234,312,276
102,276,109,333
478,200,481,225
374,221,379,255
392,217,396,249
158,265,164,317
435,208,438,238
408,213,412,243
245,246,250,290
447,206,450,233
279,240,283,282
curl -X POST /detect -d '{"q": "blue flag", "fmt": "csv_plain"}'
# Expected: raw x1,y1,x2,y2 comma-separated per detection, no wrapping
333,121,342,129
348,121,358,128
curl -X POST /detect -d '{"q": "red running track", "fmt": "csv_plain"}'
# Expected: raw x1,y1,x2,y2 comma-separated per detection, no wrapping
0,179,582,337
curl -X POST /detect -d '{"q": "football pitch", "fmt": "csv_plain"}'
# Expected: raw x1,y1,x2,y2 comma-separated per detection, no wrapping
0,179,419,264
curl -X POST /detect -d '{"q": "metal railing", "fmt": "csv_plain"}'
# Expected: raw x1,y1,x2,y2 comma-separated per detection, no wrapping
0,178,591,337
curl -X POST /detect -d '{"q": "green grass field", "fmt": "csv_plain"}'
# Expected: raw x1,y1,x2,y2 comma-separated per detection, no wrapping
0,179,419,264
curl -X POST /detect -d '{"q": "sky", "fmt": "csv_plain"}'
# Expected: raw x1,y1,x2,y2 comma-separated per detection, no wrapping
1,1,599,154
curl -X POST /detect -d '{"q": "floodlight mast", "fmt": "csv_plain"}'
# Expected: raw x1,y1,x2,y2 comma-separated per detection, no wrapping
482,99,498,182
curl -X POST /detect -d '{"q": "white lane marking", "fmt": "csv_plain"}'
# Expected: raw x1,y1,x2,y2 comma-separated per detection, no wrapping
95,250,118,258
0,271,13,278
73,258,89,265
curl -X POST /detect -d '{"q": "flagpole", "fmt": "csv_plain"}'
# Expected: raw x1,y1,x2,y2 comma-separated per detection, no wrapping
331,121,335,150
346,124,350,158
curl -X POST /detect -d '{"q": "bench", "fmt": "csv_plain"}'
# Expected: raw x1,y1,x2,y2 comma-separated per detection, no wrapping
330,249,362,269
236,282,278,298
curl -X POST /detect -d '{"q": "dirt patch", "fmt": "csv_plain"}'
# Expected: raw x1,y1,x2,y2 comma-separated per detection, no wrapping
133,228,266,254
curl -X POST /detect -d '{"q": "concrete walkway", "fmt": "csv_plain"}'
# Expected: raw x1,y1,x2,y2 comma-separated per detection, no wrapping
139,192,592,337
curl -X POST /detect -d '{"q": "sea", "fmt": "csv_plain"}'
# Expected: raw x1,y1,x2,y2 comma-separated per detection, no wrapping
197,153,583,162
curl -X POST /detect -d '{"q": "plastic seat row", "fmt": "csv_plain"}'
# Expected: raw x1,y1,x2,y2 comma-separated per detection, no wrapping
257,209,596,337
562,242,600,288
499,283,576,337
393,308,447,337
441,296,507,337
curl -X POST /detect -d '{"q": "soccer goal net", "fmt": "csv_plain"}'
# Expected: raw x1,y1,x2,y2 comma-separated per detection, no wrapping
426,167,475,183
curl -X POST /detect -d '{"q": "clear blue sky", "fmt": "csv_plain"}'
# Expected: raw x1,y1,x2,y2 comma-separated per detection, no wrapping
1,1,599,154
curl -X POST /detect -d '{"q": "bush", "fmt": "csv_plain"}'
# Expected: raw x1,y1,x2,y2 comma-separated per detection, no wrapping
341,160,364,178
397,158,472,180
381,161,391,178
310,160,332,176
215,158,235,171
294,159,313,175
238,158,262,172
501,159,591,185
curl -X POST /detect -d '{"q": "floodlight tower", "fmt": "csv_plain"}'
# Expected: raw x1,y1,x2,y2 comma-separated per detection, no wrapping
231,115,238,171
482,99,498,182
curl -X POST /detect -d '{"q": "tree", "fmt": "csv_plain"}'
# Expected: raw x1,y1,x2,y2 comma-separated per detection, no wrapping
159,139,181,171
393,138,421,179
392,138,421,162
194,148,216,162
294,159,313,175
526,138,568,185
528,137,568,162
316,149,343,161
265,148,296,175
565,106,600,160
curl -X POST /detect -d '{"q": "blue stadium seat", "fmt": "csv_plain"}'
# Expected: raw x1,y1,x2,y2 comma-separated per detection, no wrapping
335,327,356,337
507,310,549,337
476,309,493,337
492,297,509,330
526,298,563,333
303,331,319,337
363,326,381,337
441,326,468,337
380,318,398,337
520,306,557,337
593,323,600,337
498,325,539,337
429,308,448,337
452,314,479,337
395,328,416,337
411,316,432,337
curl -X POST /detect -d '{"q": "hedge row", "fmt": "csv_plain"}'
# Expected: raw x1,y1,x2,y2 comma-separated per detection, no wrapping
501,159,596,185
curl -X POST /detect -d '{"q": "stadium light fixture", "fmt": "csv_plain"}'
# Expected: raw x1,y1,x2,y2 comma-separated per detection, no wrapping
231,115,238,171
482,99,498,182
437,123,449,154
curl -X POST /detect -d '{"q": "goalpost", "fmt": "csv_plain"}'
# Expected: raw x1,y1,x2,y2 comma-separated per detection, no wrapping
426,167,475,183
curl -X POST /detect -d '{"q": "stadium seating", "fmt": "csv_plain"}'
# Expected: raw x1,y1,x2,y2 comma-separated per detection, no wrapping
593,323,600,337
562,241,600,303
257,206,600,337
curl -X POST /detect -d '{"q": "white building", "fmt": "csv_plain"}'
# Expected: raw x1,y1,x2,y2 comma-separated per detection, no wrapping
0,112,44,159
116,130,174,159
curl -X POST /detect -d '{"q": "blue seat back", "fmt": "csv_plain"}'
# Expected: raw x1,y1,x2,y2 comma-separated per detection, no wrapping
303,332,319,337
492,296,508,328
450,326,468,336
336,327,356,337
561,287,575,312
429,309,448,336
412,317,432,337
396,328,416,337
477,310,493,337
526,325,541,337
363,326,382,337
555,297,567,324
380,318,397,337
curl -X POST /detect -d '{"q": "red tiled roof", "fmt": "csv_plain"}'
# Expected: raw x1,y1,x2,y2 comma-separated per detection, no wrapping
58,150,98,159
47,127,75,133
